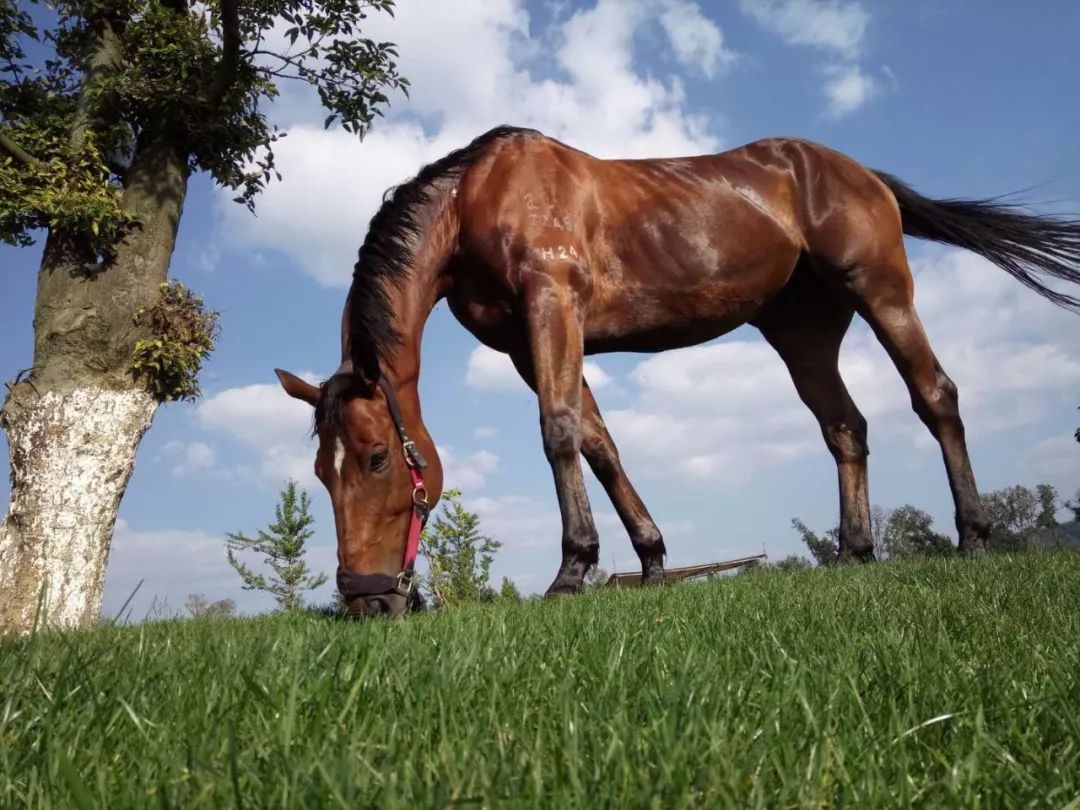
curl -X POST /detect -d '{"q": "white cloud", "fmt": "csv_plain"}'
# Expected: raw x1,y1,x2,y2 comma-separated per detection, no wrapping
222,0,724,286
438,446,502,492
161,440,217,477
223,123,439,286
584,362,614,390
469,493,622,549
196,381,318,488
103,521,248,618
466,345,614,392
471,494,563,549
191,372,512,494
472,449,501,474
658,0,737,78
198,382,312,446
738,0,869,58
1021,435,1080,495
739,0,878,117
823,63,877,118
198,245,221,274
466,346,523,391
474,426,498,440
605,345,821,480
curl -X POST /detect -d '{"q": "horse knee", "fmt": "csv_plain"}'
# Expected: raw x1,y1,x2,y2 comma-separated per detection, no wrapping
912,369,962,433
823,417,867,463
541,407,581,461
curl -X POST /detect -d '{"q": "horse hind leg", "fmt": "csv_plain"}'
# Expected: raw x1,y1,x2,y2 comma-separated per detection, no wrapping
755,266,875,561
845,251,989,553
579,382,667,583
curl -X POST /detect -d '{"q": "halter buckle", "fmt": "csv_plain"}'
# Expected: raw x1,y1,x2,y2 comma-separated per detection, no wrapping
402,439,429,470
396,570,415,595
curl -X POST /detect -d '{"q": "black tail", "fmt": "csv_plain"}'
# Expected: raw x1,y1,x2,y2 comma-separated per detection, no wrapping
874,171,1080,311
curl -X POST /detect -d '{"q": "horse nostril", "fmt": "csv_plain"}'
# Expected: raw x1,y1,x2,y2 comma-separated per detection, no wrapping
343,593,407,619
366,597,391,616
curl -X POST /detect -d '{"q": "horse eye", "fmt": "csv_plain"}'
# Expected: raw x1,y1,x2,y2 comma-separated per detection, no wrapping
370,448,390,472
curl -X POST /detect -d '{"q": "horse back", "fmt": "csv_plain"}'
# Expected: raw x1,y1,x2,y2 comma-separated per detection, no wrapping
452,132,895,351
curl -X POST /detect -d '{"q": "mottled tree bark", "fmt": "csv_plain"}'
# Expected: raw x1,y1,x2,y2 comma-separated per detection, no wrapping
0,132,188,633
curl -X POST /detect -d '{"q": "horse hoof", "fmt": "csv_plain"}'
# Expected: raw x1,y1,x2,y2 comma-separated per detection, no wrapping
544,579,582,598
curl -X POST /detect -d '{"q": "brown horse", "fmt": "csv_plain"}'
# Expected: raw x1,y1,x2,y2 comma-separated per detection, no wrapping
275,126,1080,617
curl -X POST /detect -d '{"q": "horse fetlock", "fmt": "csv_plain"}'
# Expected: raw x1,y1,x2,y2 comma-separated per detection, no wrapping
839,530,876,563
632,524,666,556
563,533,599,567
958,536,987,556
640,554,665,586
958,516,989,555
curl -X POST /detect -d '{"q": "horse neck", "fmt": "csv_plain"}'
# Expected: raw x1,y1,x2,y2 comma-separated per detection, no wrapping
355,188,459,396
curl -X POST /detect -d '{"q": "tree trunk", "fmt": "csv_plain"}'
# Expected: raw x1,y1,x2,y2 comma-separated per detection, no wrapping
0,133,188,633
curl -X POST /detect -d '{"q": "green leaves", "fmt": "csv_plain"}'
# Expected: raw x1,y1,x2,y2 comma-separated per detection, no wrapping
2,0,406,247
881,505,954,560
981,483,1062,552
226,480,328,612
193,0,408,207
791,518,840,566
0,127,131,251
0,1,38,74
132,281,220,402
420,488,503,608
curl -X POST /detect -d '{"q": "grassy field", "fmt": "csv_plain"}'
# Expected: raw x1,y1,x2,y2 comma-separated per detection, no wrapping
2,553,1080,808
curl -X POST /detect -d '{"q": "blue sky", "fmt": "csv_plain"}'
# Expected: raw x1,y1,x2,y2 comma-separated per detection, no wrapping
2,0,1078,617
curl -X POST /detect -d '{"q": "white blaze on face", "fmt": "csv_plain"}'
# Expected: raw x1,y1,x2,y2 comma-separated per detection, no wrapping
333,436,346,477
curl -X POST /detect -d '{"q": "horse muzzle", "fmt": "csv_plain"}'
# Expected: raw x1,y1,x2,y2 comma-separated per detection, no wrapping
337,567,413,619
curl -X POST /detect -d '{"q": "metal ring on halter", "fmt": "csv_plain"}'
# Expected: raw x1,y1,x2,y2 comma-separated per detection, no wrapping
396,570,415,595
413,486,429,510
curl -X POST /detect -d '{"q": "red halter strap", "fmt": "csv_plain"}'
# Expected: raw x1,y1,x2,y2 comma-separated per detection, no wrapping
335,379,430,601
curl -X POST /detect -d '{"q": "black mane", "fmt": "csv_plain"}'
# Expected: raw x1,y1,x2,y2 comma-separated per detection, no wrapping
347,125,537,380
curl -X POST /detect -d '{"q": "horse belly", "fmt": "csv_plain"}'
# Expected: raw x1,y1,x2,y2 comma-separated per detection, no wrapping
584,238,800,352
583,281,768,353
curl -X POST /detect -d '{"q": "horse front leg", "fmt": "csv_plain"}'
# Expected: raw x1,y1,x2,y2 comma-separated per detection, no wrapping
509,348,667,585
522,274,599,595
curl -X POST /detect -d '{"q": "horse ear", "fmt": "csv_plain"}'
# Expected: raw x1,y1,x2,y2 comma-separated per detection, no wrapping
274,369,319,406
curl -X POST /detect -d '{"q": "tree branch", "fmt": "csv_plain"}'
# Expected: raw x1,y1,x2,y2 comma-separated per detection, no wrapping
69,14,125,151
0,130,45,169
207,0,241,106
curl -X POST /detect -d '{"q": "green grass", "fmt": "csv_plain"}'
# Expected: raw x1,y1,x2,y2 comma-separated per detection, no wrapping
3,553,1080,808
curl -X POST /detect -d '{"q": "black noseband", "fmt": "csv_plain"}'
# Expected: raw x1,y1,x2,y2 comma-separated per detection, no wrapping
336,567,413,599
